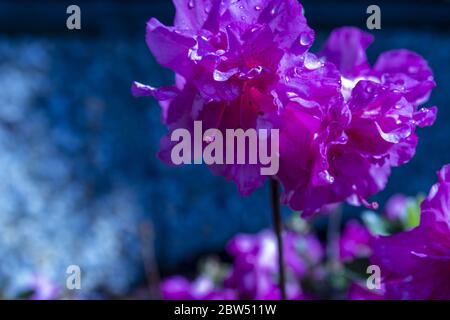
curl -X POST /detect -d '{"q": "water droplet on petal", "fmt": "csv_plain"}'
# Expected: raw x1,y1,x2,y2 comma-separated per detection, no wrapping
213,68,238,81
318,170,334,184
300,32,313,46
255,5,261,11
245,66,263,79
188,0,194,9
304,53,322,70
286,91,297,98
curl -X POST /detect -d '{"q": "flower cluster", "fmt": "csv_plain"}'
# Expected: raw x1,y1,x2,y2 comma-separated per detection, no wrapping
133,0,436,216
161,223,324,300
161,190,437,300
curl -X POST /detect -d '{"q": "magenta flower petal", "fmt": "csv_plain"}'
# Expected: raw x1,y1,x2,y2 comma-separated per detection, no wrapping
173,0,213,30
373,50,436,106
131,81,179,100
339,220,372,262
348,283,384,300
371,165,450,299
146,18,197,78
319,27,373,78
161,276,193,299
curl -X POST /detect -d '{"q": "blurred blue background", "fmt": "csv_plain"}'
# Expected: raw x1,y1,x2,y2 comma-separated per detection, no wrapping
0,0,449,298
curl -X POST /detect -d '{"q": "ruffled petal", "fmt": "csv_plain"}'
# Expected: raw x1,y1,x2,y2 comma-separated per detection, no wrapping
373,49,436,106
146,18,197,78
131,81,179,100
319,27,373,78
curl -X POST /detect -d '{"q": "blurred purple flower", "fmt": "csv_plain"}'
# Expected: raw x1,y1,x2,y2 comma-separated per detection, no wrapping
339,220,372,262
29,275,59,300
224,230,323,299
384,193,409,221
161,228,323,300
161,275,237,300
347,283,384,300
371,164,450,299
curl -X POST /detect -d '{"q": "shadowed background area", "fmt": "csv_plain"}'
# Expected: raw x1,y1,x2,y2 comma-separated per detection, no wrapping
0,0,449,298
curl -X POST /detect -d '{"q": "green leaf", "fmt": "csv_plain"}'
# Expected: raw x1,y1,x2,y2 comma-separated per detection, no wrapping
361,211,389,236
403,194,424,229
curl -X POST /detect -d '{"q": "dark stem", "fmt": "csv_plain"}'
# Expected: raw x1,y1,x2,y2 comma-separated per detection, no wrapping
270,179,287,300
139,221,161,300
327,206,343,299
327,206,342,272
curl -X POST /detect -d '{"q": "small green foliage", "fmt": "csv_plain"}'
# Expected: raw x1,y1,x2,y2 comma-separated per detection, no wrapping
361,210,389,236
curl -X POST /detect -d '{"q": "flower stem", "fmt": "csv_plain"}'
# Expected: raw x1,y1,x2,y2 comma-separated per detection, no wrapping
327,206,342,272
270,179,287,300
327,207,343,298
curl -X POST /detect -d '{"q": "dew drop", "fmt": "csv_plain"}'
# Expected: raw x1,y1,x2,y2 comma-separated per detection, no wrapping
318,170,334,184
188,0,194,9
245,66,263,79
213,68,238,81
300,32,313,46
304,53,322,70
254,5,261,11
286,91,297,98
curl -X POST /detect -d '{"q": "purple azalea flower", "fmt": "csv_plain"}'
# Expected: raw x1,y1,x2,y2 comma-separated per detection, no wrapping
371,164,450,299
339,220,372,262
133,2,436,216
28,275,60,300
